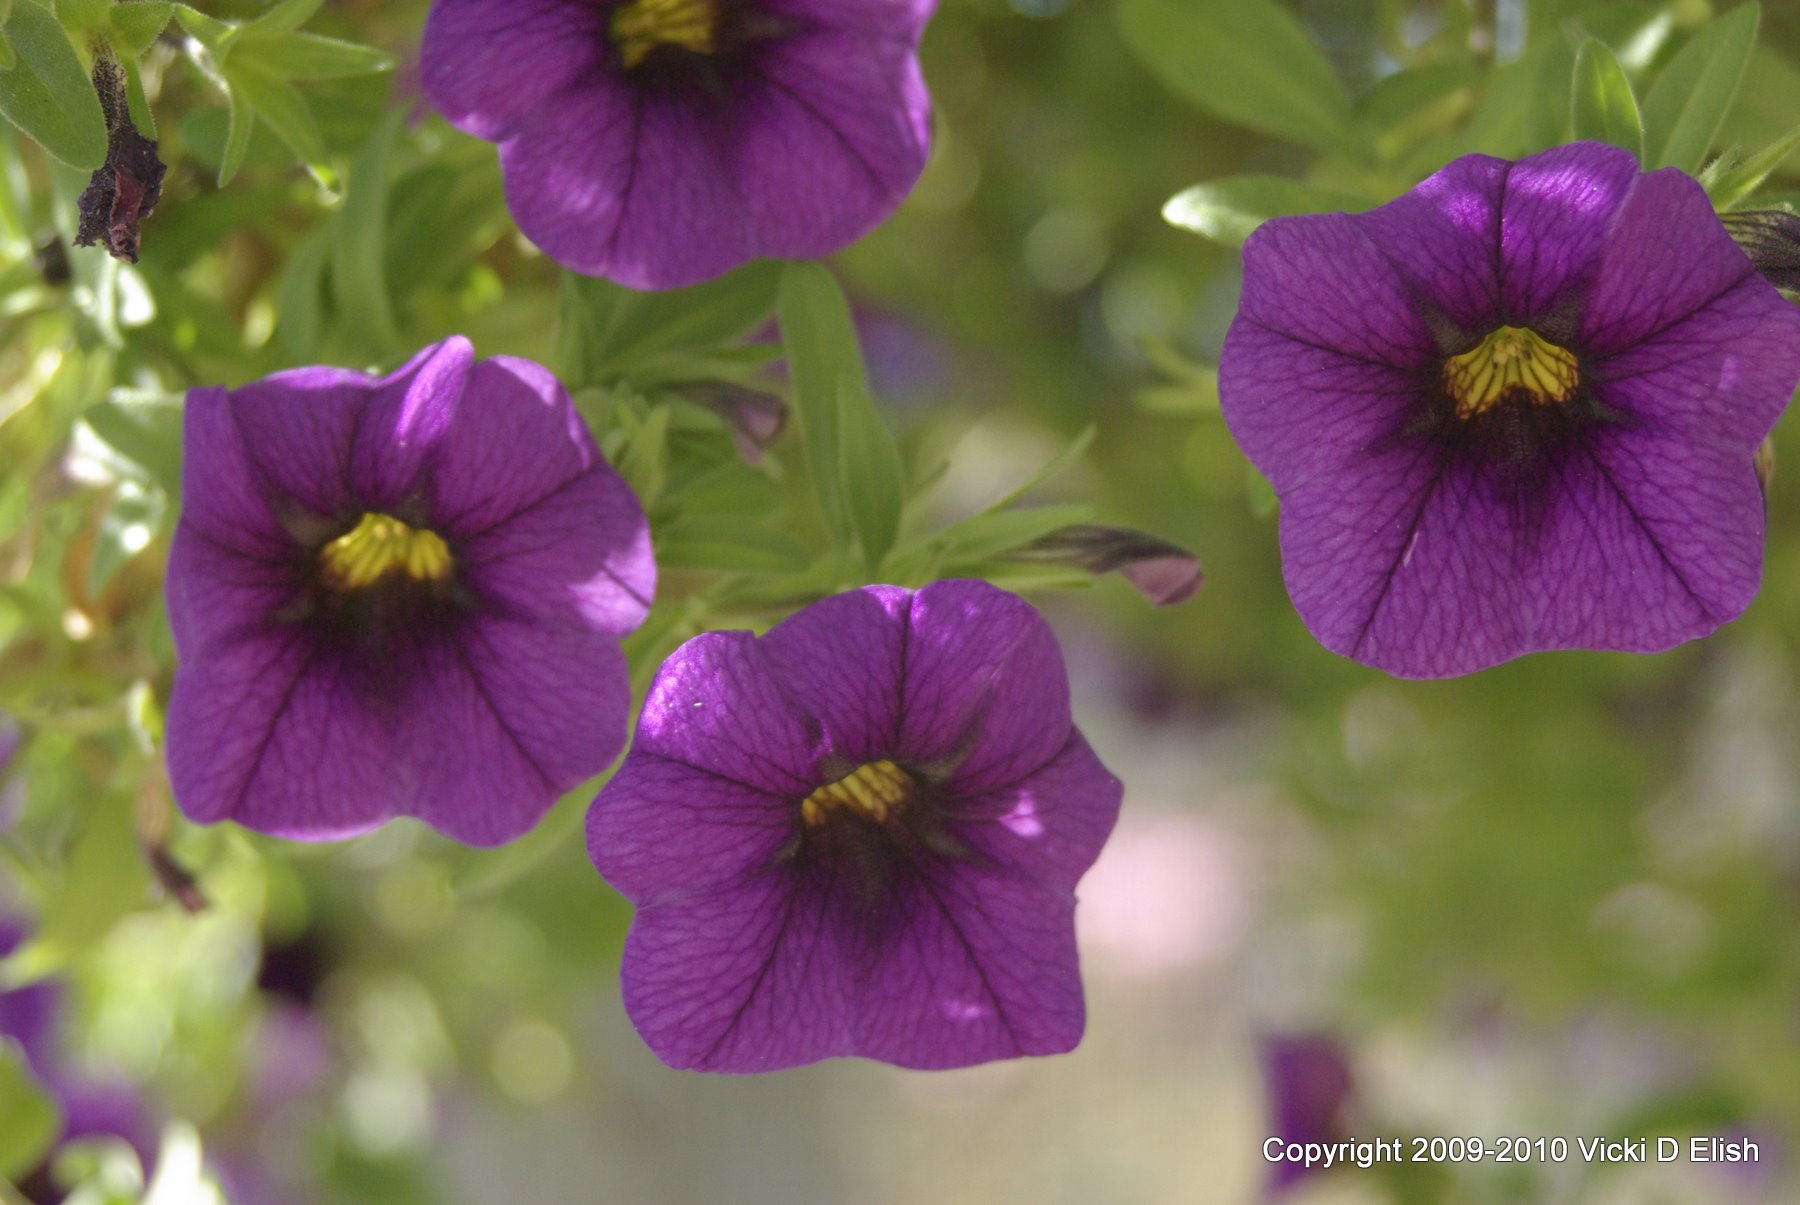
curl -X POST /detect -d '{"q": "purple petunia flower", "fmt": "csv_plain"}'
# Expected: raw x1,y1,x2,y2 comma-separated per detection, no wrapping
420,0,935,290
1220,142,1800,678
586,580,1122,1072
166,337,654,846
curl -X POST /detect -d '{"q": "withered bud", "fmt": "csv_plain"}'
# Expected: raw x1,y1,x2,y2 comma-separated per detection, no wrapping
685,383,789,464
1720,210,1800,293
74,56,166,264
1005,524,1203,607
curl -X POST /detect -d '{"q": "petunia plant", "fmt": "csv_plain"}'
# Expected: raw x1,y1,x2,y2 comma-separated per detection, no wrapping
7,0,1800,1200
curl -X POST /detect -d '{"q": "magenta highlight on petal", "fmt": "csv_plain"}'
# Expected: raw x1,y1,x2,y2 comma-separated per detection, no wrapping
419,0,937,289
1218,141,1800,678
164,337,655,847
586,579,1124,1072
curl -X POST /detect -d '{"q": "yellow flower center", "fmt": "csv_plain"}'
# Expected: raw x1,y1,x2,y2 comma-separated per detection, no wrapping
801,759,915,828
318,513,453,592
611,0,718,69
1441,325,1580,419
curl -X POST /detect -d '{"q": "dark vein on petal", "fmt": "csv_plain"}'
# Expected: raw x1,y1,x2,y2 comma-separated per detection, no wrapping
448,626,556,790
1578,442,1713,618
1349,450,1455,661
224,628,321,821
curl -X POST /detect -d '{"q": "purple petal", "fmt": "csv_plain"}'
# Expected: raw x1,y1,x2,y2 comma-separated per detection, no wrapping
951,731,1123,890
165,629,396,839
757,585,912,766
1581,168,1766,355
849,868,1083,1069
499,83,753,290
1233,211,1439,369
436,357,654,633
761,0,935,40
628,631,821,798
346,337,474,511
620,876,852,1072
1589,278,1800,447
1278,427,1771,677
730,30,931,261
403,618,633,847
177,387,292,563
1354,152,1507,331
586,753,797,906
1498,141,1639,318
898,581,1075,793
1220,323,1434,490
419,0,608,142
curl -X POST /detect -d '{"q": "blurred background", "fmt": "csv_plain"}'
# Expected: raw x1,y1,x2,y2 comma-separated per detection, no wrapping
5,0,1800,1201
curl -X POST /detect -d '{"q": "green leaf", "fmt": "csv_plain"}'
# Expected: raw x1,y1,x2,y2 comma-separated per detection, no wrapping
54,0,110,34
1640,2,1759,173
234,32,395,80
107,0,171,56
275,226,328,359
83,389,183,492
34,795,150,963
243,0,325,36
1709,120,1800,207
0,0,107,169
218,78,253,185
937,504,1095,566
834,376,903,570
223,59,330,185
566,261,782,379
778,261,871,547
655,515,811,574
1164,176,1373,247
613,402,670,506
1571,39,1644,160
0,1048,61,1181
328,106,405,356
172,2,232,52
0,1,14,72
1117,0,1362,158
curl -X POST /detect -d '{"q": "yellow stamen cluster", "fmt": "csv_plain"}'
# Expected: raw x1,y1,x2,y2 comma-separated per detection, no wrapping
611,0,718,69
1441,325,1580,419
801,759,914,828
318,512,453,591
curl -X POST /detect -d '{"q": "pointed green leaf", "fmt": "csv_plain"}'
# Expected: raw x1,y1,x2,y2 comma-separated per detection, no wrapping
568,260,782,377
54,0,110,35
1571,39,1644,160
125,54,154,135
655,515,811,574
107,0,171,56
329,106,405,356
937,504,1095,565
1117,0,1363,158
778,261,869,545
244,0,325,36
835,376,903,569
275,225,329,359
172,2,232,53
1710,120,1800,207
1164,176,1373,247
224,58,330,185
218,79,253,184
0,1,107,169
1640,3,1759,173
0,1049,61,1181
234,32,395,80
